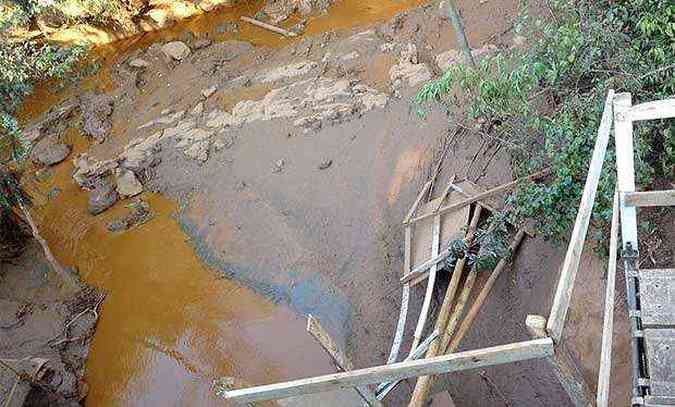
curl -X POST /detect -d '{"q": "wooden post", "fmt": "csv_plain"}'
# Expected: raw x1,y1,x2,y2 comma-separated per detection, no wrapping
547,91,615,343
411,213,441,351
219,338,554,403
445,229,526,352
527,315,594,407
597,190,619,407
444,0,475,67
627,98,675,121
409,206,483,407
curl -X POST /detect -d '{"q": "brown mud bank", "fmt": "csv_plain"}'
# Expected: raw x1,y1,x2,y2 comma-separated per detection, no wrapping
7,0,633,406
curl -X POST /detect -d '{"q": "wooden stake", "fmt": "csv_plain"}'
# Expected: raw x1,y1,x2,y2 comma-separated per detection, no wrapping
408,206,482,407
444,0,475,67
446,229,527,353
306,315,382,407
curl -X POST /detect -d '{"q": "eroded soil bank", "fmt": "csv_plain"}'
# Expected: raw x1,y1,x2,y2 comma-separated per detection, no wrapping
3,0,634,405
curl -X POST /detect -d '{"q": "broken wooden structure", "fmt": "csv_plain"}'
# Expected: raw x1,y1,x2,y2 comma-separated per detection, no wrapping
217,93,675,406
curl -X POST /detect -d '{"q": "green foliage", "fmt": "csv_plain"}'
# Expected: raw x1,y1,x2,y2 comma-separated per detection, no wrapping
417,0,675,244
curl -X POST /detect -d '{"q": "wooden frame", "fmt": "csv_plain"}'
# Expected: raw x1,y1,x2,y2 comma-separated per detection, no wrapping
219,338,554,403
547,90,615,343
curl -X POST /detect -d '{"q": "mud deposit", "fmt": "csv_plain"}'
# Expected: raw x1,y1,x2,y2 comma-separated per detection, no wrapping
4,0,634,406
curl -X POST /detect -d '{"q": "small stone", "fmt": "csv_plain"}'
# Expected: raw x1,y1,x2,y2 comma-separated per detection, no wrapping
115,169,143,198
161,41,191,61
202,86,218,99
318,159,332,170
128,58,150,68
89,180,118,215
199,0,233,12
273,159,285,173
183,141,210,162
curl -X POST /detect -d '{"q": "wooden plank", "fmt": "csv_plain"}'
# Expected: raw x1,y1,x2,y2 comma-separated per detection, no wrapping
406,169,551,225
306,315,382,407
638,269,675,326
240,16,298,37
597,190,620,407
403,181,433,224
219,338,554,403
411,213,441,351
547,90,615,343
624,190,675,207
434,175,457,213
628,98,675,122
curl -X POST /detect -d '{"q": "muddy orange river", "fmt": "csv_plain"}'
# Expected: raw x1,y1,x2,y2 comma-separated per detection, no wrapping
19,0,423,405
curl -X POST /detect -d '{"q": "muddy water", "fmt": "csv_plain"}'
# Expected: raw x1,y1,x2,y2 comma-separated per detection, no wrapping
18,1,429,405
26,131,335,405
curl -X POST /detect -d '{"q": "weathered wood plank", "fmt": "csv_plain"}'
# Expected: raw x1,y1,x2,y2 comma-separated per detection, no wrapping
219,338,554,403
628,98,675,121
406,169,551,225
597,190,619,407
412,213,441,351
624,190,675,207
547,90,615,343
403,181,433,224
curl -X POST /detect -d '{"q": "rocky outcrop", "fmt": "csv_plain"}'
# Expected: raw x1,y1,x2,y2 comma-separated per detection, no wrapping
72,154,118,189
115,169,143,197
389,43,432,88
31,136,71,166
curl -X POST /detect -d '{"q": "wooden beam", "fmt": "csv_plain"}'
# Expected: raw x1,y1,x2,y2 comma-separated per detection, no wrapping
627,98,675,122
406,169,551,225
435,176,457,213
411,213,441,350
623,190,675,207
219,338,554,403
547,90,615,343
597,190,619,407
403,181,433,224
306,315,382,407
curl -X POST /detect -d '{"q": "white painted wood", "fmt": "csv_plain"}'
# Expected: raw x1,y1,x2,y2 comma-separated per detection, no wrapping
624,190,675,207
547,90,615,343
412,214,441,351
403,181,433,224
614,92,639,248
628,98,675,121
597,190,620,407
219,338,554,403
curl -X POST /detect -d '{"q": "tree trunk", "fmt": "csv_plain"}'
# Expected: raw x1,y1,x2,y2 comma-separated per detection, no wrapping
446,0,475,67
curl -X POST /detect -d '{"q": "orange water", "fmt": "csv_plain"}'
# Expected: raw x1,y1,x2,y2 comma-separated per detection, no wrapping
19,1,426,404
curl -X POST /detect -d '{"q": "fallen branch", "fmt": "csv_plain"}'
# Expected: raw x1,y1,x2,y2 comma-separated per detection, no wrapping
240,16,297,38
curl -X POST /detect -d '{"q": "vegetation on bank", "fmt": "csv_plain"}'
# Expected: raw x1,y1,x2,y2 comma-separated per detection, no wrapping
417,0,675,245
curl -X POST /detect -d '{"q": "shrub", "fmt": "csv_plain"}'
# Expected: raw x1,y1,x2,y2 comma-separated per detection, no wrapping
416,0,675,244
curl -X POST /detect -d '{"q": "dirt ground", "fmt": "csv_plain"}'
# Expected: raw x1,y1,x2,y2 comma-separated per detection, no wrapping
3,0,643,405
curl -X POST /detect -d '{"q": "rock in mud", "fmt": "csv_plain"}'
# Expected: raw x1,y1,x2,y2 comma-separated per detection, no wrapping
273,159,285,173
162,41,191,61
318,159,332,170
435,45,497,71
191,102,204,117
31,136,71,166
119,132,166,172
73,154,119,189
88,179,119,215
80,93,114,142
23,99,78,144
257,61,317,83
205,110,235,128
183,141,211,162
128,57,150,68
201,86,218,99
193,38,213,49
115,169,143,198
